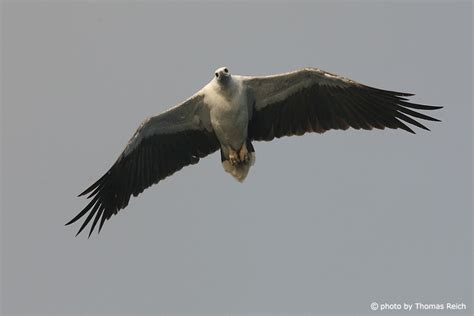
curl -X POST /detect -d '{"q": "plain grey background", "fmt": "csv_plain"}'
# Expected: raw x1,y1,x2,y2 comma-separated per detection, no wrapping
1,1,472,315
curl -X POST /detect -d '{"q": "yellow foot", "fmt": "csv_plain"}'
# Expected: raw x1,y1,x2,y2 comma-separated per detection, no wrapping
228,148,239,166
239,143,249,163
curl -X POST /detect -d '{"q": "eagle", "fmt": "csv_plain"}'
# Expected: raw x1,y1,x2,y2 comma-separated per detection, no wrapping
67,67,442,236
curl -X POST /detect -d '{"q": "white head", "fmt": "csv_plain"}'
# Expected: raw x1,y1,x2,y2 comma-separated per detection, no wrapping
214,66,231,85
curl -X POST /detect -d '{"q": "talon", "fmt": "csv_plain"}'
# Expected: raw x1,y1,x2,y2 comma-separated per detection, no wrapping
228,149,239,166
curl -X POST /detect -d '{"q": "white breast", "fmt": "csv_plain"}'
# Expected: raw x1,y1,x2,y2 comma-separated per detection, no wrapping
204,77,249,150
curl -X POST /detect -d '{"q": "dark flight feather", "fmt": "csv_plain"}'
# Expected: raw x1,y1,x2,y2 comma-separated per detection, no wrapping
66,129,219,236
248,83,441,141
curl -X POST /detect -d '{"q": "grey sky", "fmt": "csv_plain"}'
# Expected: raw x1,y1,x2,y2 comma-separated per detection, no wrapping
1,1,472,315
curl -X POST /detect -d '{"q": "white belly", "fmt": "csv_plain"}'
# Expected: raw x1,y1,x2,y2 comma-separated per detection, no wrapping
210,98,248,150
205,79,249,150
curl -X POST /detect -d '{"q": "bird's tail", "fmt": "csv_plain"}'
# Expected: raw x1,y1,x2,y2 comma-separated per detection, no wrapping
222,153,255,182
221,140,256,182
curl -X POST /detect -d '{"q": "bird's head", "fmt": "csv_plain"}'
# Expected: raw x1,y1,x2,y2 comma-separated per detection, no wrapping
214,66,231,84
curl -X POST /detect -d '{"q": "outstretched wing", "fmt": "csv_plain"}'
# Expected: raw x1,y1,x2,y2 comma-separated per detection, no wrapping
244,68,442,141
67,93,220,236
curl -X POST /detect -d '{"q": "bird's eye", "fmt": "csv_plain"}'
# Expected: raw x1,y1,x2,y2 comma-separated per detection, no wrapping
215,73,219,78
224,68,228,73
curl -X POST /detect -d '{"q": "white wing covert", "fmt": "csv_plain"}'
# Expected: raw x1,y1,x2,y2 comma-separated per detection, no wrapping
66,94,219,236
245,68,442,141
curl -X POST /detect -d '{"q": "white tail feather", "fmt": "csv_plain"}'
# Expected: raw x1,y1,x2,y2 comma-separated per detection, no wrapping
222,153,256,182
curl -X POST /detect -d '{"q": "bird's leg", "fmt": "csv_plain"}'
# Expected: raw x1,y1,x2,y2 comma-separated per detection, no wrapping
227,144,249,166
239,143,249,163
228,147,240,166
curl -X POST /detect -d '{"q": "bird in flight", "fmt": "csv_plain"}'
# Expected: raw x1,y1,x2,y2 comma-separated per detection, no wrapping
67,67,442,236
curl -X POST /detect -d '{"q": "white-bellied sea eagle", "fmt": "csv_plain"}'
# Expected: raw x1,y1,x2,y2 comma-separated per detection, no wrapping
67,67,442,236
